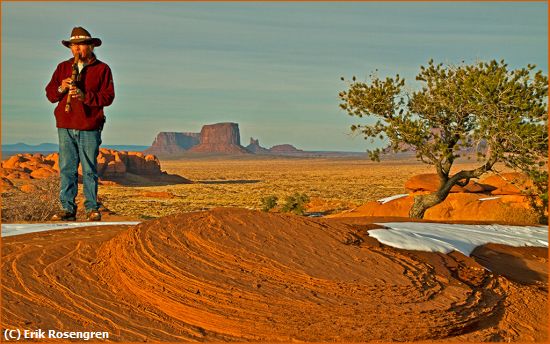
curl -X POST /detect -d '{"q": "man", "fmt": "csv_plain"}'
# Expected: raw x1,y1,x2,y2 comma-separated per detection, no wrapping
45,27,114,221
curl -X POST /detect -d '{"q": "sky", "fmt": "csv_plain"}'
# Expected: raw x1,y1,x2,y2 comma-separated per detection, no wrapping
1,2,548,151
3,221,546,257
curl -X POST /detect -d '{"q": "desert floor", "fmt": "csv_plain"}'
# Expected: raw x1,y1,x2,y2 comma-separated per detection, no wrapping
99,156,485,220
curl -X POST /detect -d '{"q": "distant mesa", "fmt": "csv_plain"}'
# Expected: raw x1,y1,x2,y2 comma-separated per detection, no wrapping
145,122,251,156
144,132,200,156
188,122,250,154
269,144,304,154
245,138,270,154
143,121,368,158
144,122,338,157
249,141,306,155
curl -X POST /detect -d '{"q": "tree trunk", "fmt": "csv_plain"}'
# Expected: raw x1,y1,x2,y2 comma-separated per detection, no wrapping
409,192,447,219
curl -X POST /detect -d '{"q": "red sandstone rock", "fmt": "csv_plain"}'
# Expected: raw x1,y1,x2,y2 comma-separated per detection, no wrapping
480,173,534,195
125,153,162,175
246,138,270,154
339,197,413,218
188,122,250,154
425,194,537,223
0,177,15,191
6,171,32,180
30,167,57,179
405,173,487,193
332,193,538,224
104,160,127,176
144,132,201,156
2,155,29,169
20,184,38,193
45,153,59,171
1,149,182,185
96,149,165,177
269,144,304,154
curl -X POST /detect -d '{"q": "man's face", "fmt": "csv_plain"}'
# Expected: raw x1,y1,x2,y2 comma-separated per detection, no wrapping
70,43,94,60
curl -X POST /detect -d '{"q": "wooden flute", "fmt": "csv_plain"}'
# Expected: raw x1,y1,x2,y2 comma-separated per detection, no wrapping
64,55,80,113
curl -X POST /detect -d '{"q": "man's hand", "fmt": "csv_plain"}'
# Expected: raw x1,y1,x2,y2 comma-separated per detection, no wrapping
69,86,85,101
60,77,73,92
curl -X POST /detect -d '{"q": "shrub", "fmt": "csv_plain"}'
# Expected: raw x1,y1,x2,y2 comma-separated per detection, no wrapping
260,195,278,212
281,193,310,215
1,177,61,222
523,169,548,224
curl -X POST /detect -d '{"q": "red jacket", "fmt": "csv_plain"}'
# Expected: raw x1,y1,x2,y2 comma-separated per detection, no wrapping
45,55,114,130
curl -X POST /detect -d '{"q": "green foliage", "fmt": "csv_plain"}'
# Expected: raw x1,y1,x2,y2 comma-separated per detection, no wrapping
522,168,548,224
260,195,278,212
339,59,548,220
281,193,310,215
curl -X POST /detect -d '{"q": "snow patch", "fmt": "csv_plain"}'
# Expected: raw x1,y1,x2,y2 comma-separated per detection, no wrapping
479,196,502,201
377,194,409,204
371,222,547,256
2,222,140,237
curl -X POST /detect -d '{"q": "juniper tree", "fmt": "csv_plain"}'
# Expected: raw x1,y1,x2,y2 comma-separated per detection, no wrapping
339,60,548,219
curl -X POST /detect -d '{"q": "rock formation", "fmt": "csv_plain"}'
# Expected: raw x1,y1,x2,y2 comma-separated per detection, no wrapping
0,149,190,189
143,122,325,157
480,172,534,195
332,172,540,224
1,154,57,181
269,144,304,154
97,149,163,177
245,137,270,154
144,132,200,156
3,208,546,341
405,173,488,193
188,122,250,154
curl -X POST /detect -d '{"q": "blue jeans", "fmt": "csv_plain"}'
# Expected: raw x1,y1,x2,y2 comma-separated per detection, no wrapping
57,128,102,213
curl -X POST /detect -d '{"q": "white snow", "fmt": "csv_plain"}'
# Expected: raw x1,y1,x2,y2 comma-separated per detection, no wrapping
1,222,140,237
371,222,548,256
478,196,502,201
377,194,409,204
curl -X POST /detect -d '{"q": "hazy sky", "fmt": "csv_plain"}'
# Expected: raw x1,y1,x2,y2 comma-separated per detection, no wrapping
2,2,547,151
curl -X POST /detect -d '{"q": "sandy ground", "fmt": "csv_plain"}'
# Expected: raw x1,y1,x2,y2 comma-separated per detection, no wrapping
1,208,547,341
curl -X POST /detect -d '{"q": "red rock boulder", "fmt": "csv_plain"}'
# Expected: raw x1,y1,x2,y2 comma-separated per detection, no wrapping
331,193,538,224
405,173,487,193
480,173,534,195
30,167,57,179
45,153,60,171
0,177,15,192
1,155,29,169
1,149,176,184
126,152,162,175
97,149,127,177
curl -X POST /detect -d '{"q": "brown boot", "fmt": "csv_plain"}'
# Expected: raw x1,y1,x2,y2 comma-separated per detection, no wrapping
51,210,76,221
86,210,101,221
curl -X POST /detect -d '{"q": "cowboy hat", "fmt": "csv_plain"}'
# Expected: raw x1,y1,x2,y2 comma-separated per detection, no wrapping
62,27,102,48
